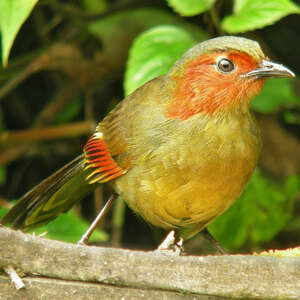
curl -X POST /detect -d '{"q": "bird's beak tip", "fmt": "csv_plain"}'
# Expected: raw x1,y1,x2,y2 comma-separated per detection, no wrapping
287,69,296,78
243,59,295,79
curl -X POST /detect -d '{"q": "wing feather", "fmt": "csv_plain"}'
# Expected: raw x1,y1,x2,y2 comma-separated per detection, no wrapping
83,132,127,184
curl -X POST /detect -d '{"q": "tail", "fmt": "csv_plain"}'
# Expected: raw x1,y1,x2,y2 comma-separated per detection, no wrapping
1,154,96,230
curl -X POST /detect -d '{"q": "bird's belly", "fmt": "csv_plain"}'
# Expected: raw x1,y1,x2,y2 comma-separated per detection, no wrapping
113,141,259,236
112,112,261,238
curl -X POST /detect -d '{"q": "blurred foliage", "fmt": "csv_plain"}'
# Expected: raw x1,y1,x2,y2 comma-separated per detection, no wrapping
208,169,299,250
252,78,300,113
0,205,108,243
0,0,299,252
54,97,82,124
82,0,108,14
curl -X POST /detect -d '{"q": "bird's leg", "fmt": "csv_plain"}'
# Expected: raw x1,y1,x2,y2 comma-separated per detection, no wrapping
156,230,176,250
155,230,184,255
78,193,115,245
202,228,227,254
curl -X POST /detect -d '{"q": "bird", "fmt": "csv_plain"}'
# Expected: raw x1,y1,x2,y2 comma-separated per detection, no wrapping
1,36,294,246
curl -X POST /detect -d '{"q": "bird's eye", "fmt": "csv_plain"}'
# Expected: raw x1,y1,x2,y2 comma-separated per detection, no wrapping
216,58,235,73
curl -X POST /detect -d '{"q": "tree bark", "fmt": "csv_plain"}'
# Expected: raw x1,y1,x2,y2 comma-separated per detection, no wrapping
0,226,299,299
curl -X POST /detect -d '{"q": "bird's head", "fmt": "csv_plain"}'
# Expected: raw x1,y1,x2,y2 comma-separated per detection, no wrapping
166,36,294,120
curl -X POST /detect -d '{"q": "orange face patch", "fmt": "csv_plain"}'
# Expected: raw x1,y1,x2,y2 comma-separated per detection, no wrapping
166,51,265,119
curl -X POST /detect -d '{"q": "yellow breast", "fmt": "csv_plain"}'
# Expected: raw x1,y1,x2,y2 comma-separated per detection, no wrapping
112,110,261,239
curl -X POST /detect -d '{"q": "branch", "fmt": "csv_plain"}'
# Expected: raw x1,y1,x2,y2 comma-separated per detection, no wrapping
0,121,94,148
0,226,299,299
0,276,203,300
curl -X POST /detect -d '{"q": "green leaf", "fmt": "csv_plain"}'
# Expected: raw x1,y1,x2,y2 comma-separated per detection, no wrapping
251,78,299,113
124,25,203,96
208,169,299,250
222,0,300,33
31,210,109,243
0,0,39,66
167,0,216,16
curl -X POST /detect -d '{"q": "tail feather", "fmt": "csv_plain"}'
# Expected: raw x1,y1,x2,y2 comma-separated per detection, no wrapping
1,154,96,230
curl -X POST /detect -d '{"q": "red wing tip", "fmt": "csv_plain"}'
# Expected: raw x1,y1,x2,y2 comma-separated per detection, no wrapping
83,133,126,184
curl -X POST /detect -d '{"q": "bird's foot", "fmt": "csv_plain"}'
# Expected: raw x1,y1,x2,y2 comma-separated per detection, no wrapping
155,230,184,255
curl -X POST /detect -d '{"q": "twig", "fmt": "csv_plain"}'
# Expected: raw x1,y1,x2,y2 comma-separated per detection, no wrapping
84,90,94,122
0,121,94,147
0,63,41,101
208,5,224,35
0,145,28,165
3,265,25,290
34,83,80,126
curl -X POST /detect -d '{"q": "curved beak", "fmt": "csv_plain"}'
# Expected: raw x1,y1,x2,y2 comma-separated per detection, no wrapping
243,60,295,79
